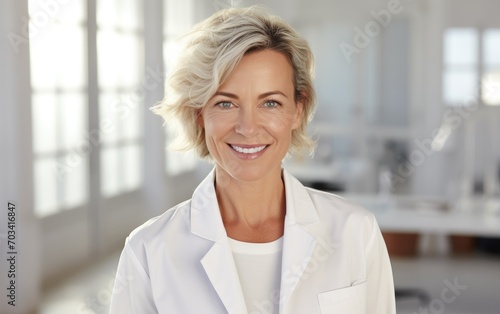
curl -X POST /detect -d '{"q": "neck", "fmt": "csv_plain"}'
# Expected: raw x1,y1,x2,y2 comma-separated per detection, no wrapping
214,165,286,242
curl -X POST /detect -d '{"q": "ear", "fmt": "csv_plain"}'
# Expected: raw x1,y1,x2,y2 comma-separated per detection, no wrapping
291,98,304,130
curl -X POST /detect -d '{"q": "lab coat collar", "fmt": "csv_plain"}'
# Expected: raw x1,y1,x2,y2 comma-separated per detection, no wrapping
282,168,320,226
190,168,224,242
190,168,320,238
191,169,247,313
190,168,321,314
280,168,321,312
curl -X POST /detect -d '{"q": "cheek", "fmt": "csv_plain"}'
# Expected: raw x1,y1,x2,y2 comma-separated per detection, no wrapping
203,113,233,139
264,111,296,135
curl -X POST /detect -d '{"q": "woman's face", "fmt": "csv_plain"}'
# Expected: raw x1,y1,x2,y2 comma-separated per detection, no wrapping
199,49,303,182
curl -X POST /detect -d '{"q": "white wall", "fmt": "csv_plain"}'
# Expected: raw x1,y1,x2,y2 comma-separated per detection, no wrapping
0,1,40,312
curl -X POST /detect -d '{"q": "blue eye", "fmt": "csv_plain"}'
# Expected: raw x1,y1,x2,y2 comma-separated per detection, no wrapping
217,101,233,109
263,100,279,108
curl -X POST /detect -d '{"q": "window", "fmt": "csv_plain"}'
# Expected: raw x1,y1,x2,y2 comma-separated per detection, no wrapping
163,0,198,175
442,28,479,105
30,0,146,217
97,0,144,196
443,27,500,106
482,29,500,105
30,0,88,217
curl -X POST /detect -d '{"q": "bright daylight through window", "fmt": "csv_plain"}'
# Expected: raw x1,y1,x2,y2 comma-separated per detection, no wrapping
163,0,198,176
97,0,144,197
443,27,500,106
30,0,88,217
30,0,146,217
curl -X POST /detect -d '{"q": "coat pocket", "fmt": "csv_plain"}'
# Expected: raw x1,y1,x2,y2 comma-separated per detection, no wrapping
317,282,367,313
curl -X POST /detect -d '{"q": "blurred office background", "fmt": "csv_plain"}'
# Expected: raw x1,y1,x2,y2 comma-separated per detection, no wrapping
1,0,500,313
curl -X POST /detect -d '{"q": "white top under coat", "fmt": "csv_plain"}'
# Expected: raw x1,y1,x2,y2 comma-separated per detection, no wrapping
229,237,283,314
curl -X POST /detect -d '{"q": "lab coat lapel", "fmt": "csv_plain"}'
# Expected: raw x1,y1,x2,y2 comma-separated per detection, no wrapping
279,170,321,313
190,169,247,314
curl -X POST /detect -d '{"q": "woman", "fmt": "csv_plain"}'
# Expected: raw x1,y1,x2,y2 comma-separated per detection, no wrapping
110,6,396,314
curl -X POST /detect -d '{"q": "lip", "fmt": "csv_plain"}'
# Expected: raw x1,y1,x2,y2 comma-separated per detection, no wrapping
229,144,267,148
228,143,269,160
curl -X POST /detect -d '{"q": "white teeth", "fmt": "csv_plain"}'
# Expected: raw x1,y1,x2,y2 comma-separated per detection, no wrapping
230,145,267,154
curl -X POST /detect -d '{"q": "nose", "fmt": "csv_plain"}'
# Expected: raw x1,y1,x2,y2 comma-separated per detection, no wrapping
235,108,260,138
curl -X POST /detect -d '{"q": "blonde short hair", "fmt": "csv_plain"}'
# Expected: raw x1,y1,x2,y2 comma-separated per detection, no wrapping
152,5,316,159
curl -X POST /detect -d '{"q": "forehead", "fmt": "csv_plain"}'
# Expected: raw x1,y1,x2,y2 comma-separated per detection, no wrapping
217,49,295,93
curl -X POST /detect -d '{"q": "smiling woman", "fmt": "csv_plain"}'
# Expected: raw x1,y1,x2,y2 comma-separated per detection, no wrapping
110,5,396,314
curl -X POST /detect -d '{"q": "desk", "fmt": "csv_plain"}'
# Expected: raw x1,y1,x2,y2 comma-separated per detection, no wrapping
340,195,500,306
340,195,500,237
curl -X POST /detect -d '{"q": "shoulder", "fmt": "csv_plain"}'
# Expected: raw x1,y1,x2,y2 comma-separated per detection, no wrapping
304,187,378,241
283,169,377,235
306,187,374,220
126,199,192,249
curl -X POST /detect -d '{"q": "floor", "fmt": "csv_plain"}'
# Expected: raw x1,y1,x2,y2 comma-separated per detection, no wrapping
38,251,121,314
38,252,500,314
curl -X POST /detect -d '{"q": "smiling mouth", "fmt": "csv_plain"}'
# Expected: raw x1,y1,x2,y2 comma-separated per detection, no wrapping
229,144,268,154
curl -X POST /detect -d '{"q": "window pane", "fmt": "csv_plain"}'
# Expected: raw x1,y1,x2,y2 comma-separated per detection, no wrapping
101,146,120,197
443,28,478,65
443,69,478,105
60,93,87,149
30,23,86,90
30,25,60,89
97,31,143,88
57,0,86,23
163,0,195,74
165,128,197,176
97,30,119,87
122,104,141,141
96,0,116,29
97,0,142,30
122,144,142,191
166,150,198,176
482,71,500,106
32,93,58,154
29,0,87,217
57,25,87,89
116,0,143,30
99,92,121,144
164,0,193,34
483,29,500,66
164,39,183,73
63,154,88,208
28,0,86,23
34,158,59,217
101,144,142,197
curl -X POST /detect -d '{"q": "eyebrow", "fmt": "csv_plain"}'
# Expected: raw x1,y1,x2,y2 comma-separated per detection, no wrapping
212,90,289,100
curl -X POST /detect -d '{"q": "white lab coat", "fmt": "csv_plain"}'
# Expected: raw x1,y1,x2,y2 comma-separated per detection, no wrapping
110,169,396,314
